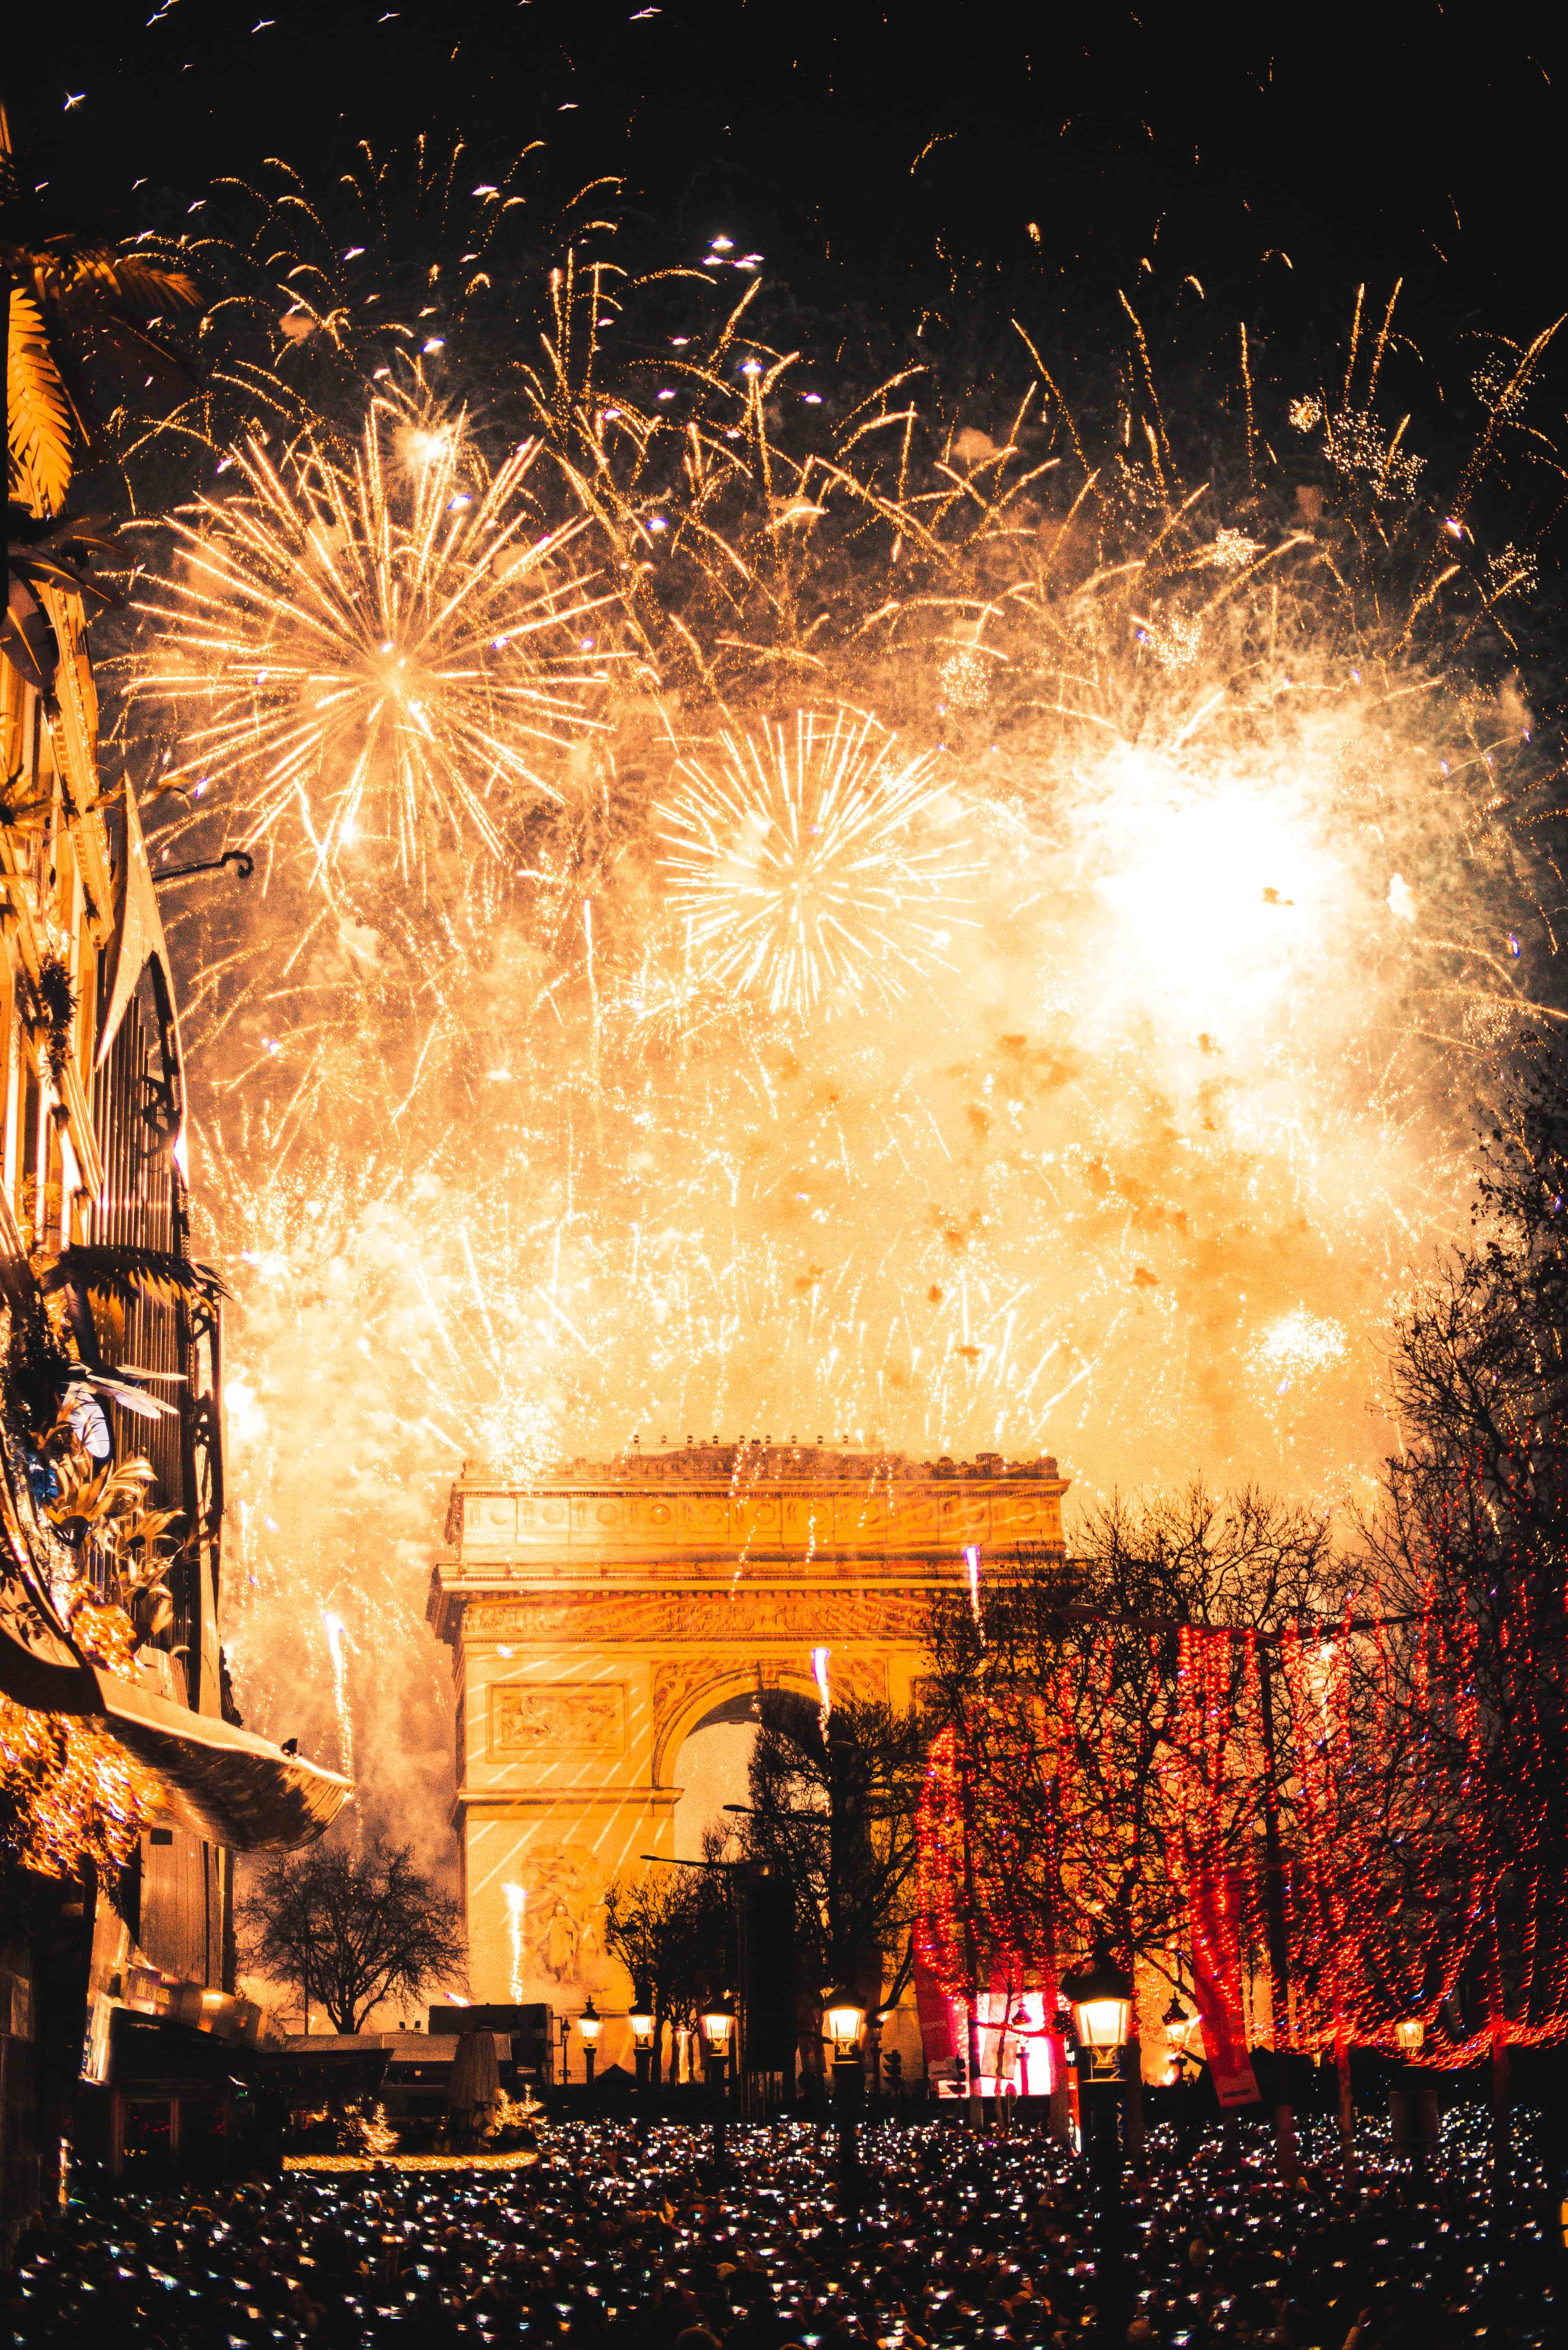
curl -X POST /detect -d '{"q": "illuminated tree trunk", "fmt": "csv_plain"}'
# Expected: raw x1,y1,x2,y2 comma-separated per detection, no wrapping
957,1725,985,2127
1336,2029,1355,2168
1489,1908,1511,2262
1257,1651,1300,2180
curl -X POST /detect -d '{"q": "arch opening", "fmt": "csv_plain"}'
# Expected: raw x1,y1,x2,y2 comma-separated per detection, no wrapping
669,1679,821,1860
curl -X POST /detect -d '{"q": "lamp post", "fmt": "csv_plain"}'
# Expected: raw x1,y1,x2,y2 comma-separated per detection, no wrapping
1061,1946,1134,2338
823,1987,866,2216
1051,2003,1077,2149
701,1995,735,2165
579,1998,601,2093
1163,1992,1199,2164
1394,2014,1430,2179
1162,1992,1193,2064
629,1987,655,2095
865,2002,884,2124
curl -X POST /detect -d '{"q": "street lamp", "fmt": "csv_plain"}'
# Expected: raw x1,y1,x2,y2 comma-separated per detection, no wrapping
1060,1946,1134,2335
701,1994,734,2064
1394,2014,1431,2178
1162,1991,1194,2071
1163,1990,1199,2164
629,1986,655,2093
579,1997,601,2091
825,1989,865,2059
701,1995,735,2164
1065,1946,1135,2083
822,1986,866,2213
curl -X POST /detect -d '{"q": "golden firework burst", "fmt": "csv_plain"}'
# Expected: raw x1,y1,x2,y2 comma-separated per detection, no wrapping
655,707,972,1018
133,397,611,887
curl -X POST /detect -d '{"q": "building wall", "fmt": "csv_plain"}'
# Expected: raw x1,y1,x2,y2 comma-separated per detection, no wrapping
135,1831,224,1988
0,640,113,1261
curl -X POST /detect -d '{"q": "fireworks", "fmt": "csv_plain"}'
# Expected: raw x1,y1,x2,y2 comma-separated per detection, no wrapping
211,140,621,389
655,709,972,1018
504,1884,527,2001
1248,1310,1349,1399
131,396,610,889
121,230,1563,1817
323,1611,354,1779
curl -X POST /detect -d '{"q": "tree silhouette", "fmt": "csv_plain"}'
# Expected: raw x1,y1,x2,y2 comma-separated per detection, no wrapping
739,1690,928,2023
602,1863,729,2083
3,99,199,519
239,1836,466,2034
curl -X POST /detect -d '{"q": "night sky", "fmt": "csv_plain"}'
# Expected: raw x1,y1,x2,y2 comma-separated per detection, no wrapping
10,4,1566,346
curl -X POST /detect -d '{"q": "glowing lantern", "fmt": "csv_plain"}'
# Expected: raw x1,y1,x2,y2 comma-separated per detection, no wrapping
822,1988,866,2059
1162,1992,1194,2055
701,1996,735,2060
1394,2015,1425,2058
1062,1947,1134,2079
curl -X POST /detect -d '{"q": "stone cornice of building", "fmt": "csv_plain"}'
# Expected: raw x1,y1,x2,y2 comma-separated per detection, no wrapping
427,1569,991,1648
427,1454,1068,1646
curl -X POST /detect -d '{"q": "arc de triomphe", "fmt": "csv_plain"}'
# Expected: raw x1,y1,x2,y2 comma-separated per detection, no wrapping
426,1443,1066,2069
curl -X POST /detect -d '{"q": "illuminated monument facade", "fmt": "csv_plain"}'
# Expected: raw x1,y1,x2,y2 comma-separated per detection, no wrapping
426,1444,1067,2069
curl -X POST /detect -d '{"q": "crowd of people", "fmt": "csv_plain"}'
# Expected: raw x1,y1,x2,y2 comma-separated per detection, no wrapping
2,2110,1558,2350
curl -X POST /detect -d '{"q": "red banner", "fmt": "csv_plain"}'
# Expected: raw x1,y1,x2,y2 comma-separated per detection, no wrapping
1190,1865,1260,2107
913,1950,958,2065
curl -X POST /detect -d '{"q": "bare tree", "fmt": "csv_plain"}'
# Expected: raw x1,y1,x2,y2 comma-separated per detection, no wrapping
602,1865,728,2081
238,1836,466,2034
925,1484,1341,1986
737,1692,928,2041
1364,1046,1568,2037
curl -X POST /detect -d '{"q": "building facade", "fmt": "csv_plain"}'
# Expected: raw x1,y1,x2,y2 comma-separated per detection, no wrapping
427,1445,1067,2072
1,480,347,2230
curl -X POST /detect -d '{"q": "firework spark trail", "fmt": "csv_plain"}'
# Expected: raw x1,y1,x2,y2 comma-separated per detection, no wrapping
504,1883,527,2000
813,1646,832,1729
128,249,1568,1816
322,1610,354,1780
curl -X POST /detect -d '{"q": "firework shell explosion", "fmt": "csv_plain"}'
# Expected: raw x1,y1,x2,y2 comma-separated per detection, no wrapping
131,394,612,888
656,708,972,1017
114,231,1565,1836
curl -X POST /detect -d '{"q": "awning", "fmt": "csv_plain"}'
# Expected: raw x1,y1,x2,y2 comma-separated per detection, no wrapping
0,1626,351,1852
255,2041,392,2108
91,1666,351,1851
